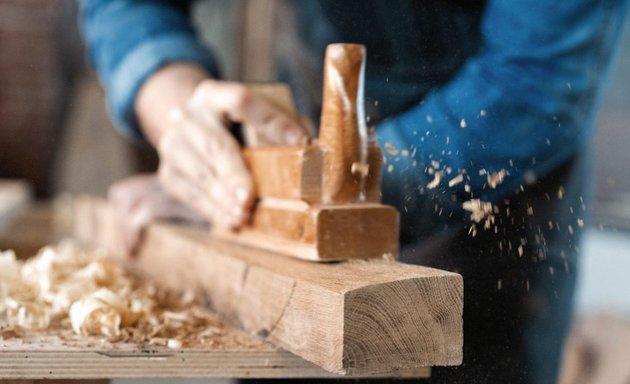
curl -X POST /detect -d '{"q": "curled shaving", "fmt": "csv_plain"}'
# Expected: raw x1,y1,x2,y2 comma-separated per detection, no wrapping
0,242,236,348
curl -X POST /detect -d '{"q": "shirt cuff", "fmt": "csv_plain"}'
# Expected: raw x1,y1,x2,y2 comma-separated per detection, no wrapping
107,34,219,142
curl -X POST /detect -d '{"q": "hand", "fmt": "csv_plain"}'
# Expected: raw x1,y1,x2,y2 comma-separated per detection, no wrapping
135,64,310,229
108,174,207,256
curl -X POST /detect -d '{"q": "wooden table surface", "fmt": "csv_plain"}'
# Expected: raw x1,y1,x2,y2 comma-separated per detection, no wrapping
0,193,430,380
0,330,371,379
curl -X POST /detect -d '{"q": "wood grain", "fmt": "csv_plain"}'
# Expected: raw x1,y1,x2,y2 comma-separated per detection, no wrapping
74,197,463,375
217,200,399,261
319,44,367,203
243,142,382,204
243,145,323,203
1,331,426,379
140,225,462,374
0,199,431,380
362,142,384,202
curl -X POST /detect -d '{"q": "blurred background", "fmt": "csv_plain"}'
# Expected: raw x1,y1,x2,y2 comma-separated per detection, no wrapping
0,1,628,383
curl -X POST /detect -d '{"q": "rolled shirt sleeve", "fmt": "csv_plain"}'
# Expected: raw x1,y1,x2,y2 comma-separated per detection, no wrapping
79,0,219,141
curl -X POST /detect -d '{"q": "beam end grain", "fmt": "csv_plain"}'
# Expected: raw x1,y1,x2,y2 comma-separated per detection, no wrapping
341,275,463,374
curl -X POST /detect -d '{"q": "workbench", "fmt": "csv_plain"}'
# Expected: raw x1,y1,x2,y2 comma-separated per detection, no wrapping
2,329,428,379
0,190,431,380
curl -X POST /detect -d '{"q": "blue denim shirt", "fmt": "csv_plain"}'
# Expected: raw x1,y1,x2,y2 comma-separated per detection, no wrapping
80,0,628,238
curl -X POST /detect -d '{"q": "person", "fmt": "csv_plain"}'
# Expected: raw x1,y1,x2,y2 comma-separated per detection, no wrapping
80,1,629,382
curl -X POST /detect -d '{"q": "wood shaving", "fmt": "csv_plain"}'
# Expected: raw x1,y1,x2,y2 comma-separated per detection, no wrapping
0,242,232,348
448,174,464,187
384,143,398,156
463,199,495,229
487,169,507,189
167,338,182,349
558,186,565,200
427,172,442,189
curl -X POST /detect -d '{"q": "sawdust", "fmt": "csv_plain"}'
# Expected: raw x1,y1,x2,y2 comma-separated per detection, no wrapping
0,242,238,349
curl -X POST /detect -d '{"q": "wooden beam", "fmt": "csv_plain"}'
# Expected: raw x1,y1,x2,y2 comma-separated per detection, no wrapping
74,197,463,375
140,225,462,374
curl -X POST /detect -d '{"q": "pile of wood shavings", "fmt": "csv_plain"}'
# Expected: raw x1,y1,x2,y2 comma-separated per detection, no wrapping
0,241,231,348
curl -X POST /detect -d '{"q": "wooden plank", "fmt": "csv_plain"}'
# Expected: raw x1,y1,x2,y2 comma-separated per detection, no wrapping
74,198,463,375
0,331,428,379
216,200,399,261
0,344,429,380
138,225,462,374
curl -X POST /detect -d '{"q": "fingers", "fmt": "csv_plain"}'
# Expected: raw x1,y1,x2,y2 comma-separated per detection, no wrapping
190,80,310,145
158,161,250,229
107,174,208,257
151,79,301,232
157,161,216,218
158,110,255,228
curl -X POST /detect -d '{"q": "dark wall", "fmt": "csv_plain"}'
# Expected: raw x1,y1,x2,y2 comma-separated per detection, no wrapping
0,0,81,197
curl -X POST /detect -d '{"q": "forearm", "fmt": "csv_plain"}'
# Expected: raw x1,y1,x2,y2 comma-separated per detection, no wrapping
136,63,210,146
80,0,218,141
378,0,628,204
376,0,628,241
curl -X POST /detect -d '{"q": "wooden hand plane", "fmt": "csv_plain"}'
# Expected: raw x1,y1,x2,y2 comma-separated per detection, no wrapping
216,44,399,262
